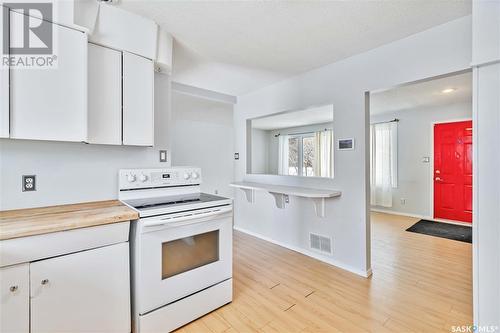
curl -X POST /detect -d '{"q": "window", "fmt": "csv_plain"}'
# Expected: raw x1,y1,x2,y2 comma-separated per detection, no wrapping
370,122,398,207
279,130,333,177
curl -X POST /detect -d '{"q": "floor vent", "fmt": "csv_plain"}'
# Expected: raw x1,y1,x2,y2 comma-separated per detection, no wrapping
310,233,332,254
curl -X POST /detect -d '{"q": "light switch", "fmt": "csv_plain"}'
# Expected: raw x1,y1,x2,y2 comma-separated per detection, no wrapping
422,157,430,163
159,150,167,163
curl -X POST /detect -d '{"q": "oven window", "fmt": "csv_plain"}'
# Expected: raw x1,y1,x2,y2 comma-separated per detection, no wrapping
162,230,219,279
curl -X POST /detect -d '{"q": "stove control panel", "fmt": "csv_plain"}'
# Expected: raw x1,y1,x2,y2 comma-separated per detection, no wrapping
119,167,202,190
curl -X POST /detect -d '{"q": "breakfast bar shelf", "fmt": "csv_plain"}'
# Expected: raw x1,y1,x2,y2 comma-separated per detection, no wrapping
230,181,341,217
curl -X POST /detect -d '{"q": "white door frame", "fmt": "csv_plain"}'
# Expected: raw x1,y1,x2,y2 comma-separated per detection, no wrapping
429,118,473,224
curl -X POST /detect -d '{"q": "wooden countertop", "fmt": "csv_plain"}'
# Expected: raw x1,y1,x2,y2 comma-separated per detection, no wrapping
0,200,139,241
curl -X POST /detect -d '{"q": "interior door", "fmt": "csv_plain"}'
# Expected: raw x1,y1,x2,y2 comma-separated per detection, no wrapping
30,243,131,333
9,11,87,142
434,120,473,223
122,51,154,146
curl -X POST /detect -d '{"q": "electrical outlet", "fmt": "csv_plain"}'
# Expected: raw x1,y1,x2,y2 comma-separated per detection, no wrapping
159,150,167,163
400,198,406,205
22,175,36,192
234,153,239,160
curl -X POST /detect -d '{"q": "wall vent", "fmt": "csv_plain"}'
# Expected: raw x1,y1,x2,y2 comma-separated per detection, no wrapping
309,233,332,254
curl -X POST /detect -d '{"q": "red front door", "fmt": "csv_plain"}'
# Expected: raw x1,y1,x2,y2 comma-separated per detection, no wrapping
434,120,473,223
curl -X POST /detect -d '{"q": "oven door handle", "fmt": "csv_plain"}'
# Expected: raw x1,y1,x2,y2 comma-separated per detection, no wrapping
142,206,233,229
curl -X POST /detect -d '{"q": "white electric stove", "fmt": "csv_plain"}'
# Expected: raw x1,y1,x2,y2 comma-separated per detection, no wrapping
119,167,233,333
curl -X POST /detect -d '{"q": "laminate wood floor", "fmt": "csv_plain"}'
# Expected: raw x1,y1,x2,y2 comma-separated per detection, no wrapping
176,212,472,333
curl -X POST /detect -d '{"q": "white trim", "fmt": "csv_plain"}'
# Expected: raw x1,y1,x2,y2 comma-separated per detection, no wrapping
471,67,479,325
171,82,237,104
370,207,430,220
370,207,472,226
233,226,372,278
430,118,473,221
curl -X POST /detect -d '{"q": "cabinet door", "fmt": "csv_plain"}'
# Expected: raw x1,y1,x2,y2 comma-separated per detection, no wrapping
0,8,9,138
122,51,154,146
88,43,122,145
30,243,131,333
9,11,87,142
0,263,29,333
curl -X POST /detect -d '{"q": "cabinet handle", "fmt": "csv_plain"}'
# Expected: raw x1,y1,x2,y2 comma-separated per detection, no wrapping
41,279,49,285
9,285,18,292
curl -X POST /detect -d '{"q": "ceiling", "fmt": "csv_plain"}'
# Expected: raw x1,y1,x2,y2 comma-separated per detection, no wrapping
119,0,471,96
370,71,472,115
252,105,333,130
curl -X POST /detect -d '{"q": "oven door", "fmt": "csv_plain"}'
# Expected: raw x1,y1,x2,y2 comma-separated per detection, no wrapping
137,205,233,314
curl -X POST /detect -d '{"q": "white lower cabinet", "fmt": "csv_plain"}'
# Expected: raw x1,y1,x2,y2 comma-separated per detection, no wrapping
0,263,30,333
1,243,130,333
30,243,131,333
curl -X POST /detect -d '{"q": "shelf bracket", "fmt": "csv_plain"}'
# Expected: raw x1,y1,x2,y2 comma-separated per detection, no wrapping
269,192,288,209
239,188,255,203
311,198,326,218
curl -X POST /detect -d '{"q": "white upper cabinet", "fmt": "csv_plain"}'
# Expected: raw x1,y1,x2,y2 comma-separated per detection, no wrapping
122,52,154,146
0,264,30,333
0,7,9,138
90,5,158,60
9,11,87,142
156,27,173,73
88,43,122,145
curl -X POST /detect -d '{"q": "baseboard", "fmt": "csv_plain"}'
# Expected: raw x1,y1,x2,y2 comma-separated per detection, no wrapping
370,207,432,220
370,208,471,226
233,226,372,278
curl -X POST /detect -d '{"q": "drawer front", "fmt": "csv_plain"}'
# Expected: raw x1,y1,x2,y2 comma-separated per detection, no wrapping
0,222,130,267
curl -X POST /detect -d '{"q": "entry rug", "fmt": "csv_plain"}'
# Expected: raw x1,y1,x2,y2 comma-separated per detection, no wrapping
406,220,472,243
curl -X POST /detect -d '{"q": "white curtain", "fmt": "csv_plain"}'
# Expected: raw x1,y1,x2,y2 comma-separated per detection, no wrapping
370,122,398,207
278,135,289,175
313,130,334,178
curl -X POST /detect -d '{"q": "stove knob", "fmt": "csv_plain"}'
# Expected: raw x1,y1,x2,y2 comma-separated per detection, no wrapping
183,172,191,180
191,172,199,180
127,174,136,183
139,174,148,182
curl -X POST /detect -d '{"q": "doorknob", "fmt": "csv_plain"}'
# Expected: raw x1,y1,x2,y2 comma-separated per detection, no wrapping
435,177,442,181
41,279,49,285
9,285,18,292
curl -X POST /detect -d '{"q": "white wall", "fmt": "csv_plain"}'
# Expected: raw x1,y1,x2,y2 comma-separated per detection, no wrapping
472,1,500,326
171,91,234,198
250,128,269,174
370,102,472,218
0,74,171,210
234,16,472,277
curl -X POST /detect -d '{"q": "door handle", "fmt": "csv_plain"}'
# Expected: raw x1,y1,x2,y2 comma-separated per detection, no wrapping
435,177,442,181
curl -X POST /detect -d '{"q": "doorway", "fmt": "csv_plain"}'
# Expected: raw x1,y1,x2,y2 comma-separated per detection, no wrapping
433,120,473,223
369,70,473,224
